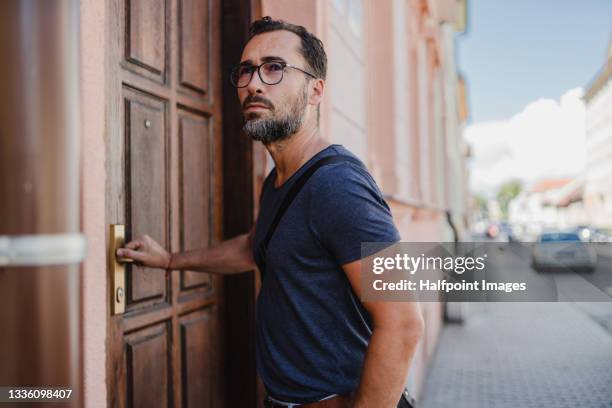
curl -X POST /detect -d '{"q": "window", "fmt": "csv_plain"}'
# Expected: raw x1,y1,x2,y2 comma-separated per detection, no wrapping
332,0,347,13
347,0,363,37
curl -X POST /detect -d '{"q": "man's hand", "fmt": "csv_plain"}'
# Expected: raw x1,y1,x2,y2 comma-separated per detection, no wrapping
116,234,172,269
112,223,256,275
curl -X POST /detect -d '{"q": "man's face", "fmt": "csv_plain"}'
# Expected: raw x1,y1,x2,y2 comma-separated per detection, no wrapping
237,30,312,144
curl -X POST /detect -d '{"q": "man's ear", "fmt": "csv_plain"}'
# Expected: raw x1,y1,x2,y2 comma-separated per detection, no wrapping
309,78,325,106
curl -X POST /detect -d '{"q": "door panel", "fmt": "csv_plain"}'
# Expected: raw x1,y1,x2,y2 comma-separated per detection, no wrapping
179,111,213,290
180,307,216,407
125,323,171,408
126,0,168,80
108,0,223,406
125,88,170,303
178,0,210,94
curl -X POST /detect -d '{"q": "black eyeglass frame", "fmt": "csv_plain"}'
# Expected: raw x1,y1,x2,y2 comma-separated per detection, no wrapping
230,61,317,88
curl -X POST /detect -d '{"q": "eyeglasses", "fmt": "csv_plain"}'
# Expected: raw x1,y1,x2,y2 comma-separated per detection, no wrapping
230,61,317,88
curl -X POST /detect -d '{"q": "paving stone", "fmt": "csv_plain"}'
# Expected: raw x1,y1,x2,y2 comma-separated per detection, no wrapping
419,302,612,408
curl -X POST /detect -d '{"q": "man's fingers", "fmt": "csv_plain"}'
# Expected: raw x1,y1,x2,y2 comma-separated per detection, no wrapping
125,240,142,250
116,248,144,262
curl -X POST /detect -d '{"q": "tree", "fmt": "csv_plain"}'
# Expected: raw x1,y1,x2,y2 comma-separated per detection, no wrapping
497,180,522,217
473,195,487,214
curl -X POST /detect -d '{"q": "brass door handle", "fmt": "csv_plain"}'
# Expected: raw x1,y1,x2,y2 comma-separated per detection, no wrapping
109,224,131,315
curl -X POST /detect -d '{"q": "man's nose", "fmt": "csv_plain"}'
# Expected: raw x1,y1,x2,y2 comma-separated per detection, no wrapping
246,69,265,94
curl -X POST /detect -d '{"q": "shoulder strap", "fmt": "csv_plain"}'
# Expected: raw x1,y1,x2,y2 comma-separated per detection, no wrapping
258,168,276,206
257,154,364,278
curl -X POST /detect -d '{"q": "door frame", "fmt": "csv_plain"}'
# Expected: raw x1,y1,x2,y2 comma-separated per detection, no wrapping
220,0,261,407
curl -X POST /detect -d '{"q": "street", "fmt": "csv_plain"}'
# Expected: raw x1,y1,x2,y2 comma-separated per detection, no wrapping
419,300,612,407
450,241,612,302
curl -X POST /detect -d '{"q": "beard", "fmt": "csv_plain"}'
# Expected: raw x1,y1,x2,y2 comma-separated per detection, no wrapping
243,83,308,145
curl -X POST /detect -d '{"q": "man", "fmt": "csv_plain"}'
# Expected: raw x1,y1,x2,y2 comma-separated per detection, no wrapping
116,16,423,408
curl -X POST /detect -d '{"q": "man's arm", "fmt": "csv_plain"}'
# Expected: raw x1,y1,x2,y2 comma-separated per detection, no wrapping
342,258,424,408
116,224,257,275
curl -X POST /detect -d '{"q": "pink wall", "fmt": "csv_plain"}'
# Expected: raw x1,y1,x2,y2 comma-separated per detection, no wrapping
363,0,399,194
79,1,107,406
325,3,368,160
261,0,317,33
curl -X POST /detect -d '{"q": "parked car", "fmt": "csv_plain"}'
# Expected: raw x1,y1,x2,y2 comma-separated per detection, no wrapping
531,231,597,272
590,228,612,243
572,225,594,242
569,225,612,243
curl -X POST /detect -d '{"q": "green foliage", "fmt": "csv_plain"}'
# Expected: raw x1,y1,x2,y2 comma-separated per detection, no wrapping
473,195,487,212
497,180,522,217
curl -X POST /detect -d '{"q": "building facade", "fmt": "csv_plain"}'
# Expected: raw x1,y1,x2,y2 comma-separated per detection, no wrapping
584,39,612,229
1,0,469,407
508,178,583,238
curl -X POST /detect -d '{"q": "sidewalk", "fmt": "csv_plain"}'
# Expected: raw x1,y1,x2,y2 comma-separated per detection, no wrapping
419,302,612,408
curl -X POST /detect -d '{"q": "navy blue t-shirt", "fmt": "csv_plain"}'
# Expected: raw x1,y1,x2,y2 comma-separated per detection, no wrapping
253,144,401,404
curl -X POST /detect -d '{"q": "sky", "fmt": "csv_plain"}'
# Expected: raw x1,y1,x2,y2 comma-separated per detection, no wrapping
464,87,586,195
457,0,612,196
458,0,612,123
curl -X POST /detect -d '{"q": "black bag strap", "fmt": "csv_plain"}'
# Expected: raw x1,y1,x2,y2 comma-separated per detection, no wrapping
257,154,365,278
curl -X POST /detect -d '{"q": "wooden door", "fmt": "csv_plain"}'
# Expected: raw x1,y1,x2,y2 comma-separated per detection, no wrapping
106,0,224,407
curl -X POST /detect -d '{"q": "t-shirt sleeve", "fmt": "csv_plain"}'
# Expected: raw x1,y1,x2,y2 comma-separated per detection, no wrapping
308,163,401,265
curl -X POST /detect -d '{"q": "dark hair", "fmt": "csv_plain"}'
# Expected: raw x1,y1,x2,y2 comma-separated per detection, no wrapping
248,16,327,80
